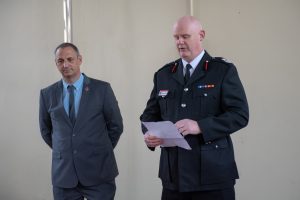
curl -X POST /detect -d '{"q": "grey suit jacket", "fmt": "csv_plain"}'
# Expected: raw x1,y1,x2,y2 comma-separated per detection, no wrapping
39,74,123,188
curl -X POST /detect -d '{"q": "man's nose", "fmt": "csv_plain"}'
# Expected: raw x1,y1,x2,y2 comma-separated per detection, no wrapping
63,61,69,68
177,38,184,45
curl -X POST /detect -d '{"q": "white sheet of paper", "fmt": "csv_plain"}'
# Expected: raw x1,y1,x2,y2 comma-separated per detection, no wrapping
142,121,192,150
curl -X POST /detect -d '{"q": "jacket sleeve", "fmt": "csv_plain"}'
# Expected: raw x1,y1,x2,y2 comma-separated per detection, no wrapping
198,64,249,142
39,90,53,148
103,84,123,148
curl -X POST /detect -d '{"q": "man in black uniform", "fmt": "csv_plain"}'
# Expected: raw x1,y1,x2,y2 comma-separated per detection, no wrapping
140,16,249,200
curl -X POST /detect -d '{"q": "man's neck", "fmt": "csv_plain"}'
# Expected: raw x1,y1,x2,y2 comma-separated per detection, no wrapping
63,74,81,84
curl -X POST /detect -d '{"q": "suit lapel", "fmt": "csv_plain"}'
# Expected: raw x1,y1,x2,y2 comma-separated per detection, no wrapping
74,75,91,129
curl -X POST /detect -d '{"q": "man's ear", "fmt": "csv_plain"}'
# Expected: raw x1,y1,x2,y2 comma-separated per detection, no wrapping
199,30,205,41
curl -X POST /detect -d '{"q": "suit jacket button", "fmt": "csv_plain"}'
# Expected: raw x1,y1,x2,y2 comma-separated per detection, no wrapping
184,88,189,92
73,150,77,154
72,134,76,137
181,103,186,108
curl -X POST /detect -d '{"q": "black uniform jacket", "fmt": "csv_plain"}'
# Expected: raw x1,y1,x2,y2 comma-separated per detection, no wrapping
140,52,249,192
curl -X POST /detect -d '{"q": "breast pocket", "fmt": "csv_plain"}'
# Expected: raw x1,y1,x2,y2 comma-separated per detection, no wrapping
85,104,103,118
157,90,175,118
192,90,218,116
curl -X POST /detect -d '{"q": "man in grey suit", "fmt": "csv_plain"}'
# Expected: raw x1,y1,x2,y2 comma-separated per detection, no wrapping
39,43,123,200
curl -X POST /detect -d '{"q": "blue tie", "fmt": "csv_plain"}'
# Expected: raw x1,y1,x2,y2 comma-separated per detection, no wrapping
184,64,192,84
67,85,76,125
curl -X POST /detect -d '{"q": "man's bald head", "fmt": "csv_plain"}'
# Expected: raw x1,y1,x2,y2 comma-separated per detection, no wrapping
173,16,205,62
174,16,203,32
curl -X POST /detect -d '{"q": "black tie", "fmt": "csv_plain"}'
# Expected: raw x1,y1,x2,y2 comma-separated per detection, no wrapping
184,64,192,84
67,85,76,125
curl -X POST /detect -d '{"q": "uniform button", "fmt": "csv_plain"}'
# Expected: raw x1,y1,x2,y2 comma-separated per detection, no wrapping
184,88,189,92
215,145,219,148
204,93,208,97
205,141,211,144
72,134,76,137
181,103,186,108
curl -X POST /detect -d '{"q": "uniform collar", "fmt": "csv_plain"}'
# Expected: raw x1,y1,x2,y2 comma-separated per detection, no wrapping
182,50,205,71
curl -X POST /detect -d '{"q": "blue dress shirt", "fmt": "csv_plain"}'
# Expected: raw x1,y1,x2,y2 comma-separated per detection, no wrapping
62,74,84,117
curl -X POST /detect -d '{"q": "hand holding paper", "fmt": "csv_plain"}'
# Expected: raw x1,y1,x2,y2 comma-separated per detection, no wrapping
144,133,163,148
142,121,192,150
175,119,201,136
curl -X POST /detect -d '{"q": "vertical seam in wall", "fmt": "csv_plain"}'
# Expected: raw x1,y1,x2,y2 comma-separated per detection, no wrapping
190,0,194,16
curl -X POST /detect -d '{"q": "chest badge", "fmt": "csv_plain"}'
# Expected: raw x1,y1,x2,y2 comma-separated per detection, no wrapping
158,90,169,97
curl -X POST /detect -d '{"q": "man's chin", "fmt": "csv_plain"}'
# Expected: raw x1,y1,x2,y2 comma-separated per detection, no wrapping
62,73,73,80
179,53,189,60
63,72,72,76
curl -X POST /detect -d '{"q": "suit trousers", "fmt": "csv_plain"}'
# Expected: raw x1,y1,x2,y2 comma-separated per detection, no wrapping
161,187,235,200
53,180,116,200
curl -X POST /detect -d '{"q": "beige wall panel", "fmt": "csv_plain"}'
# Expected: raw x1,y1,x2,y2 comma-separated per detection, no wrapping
194,0,300,199
0,0,64,199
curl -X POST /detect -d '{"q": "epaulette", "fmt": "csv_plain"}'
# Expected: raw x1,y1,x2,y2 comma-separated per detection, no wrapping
211,57,232,64
157,59,181,73
202,57,233,71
